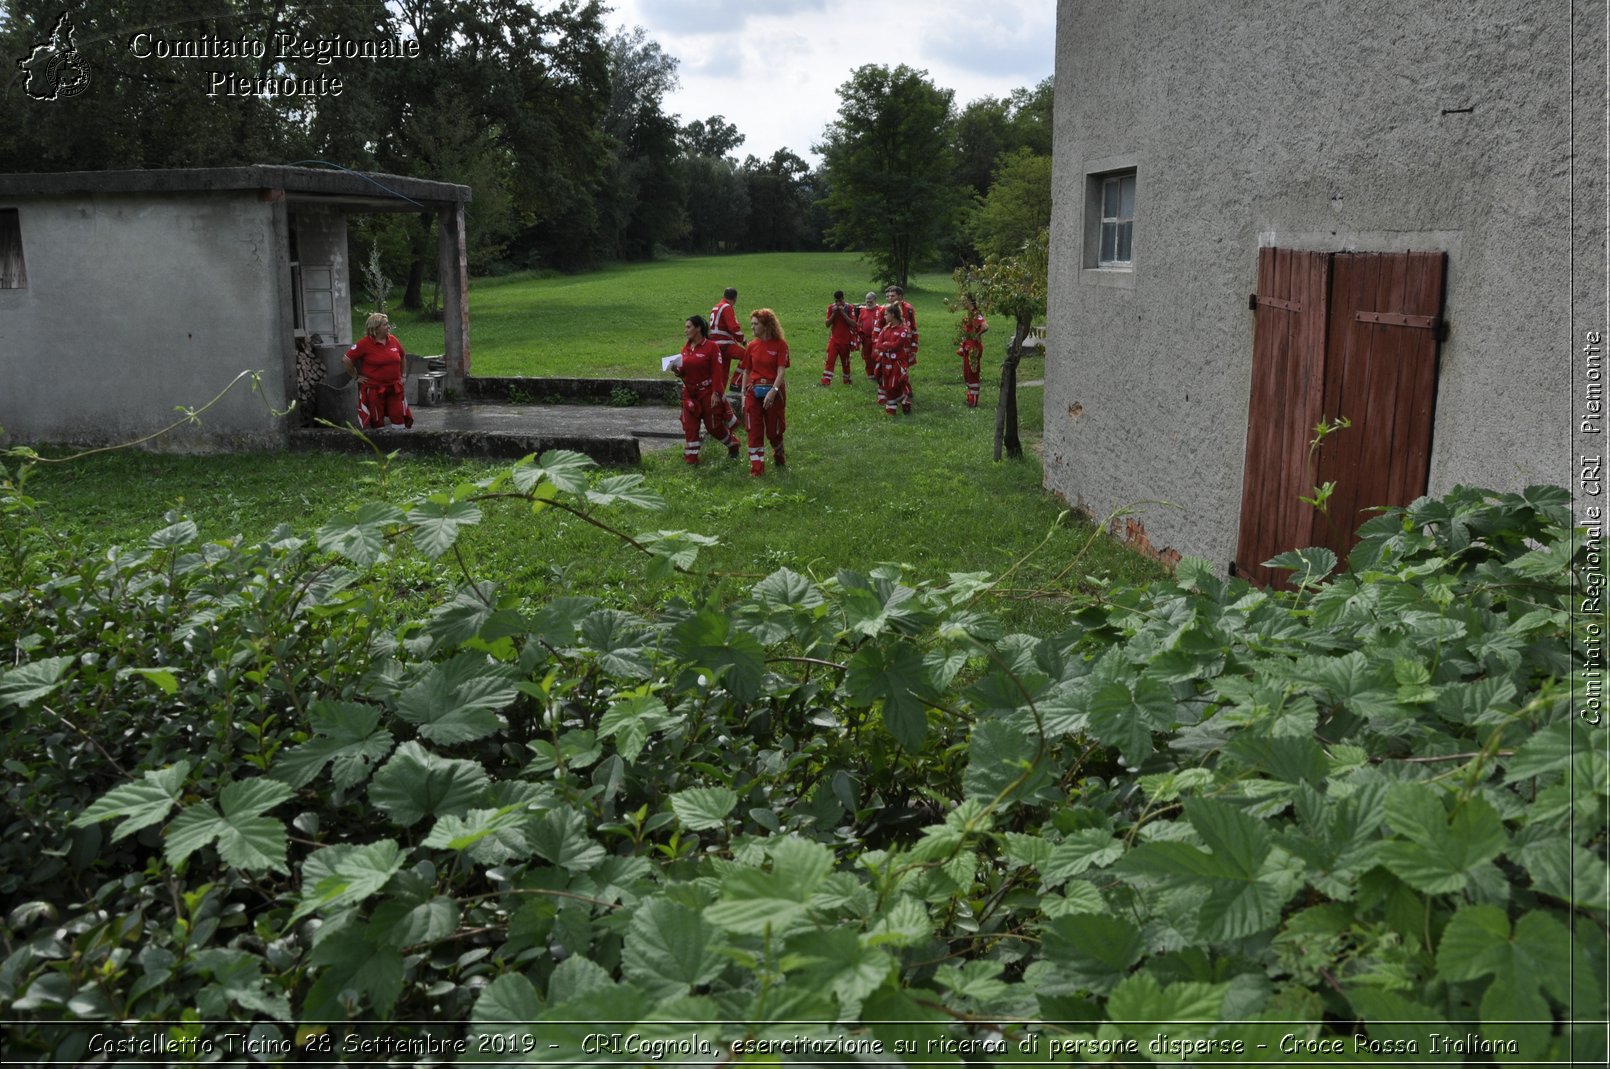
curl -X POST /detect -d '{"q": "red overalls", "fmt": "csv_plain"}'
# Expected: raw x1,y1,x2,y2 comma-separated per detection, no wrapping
675,339,740,463
876,324,915,416
741,338,789,475
957,310,988,407
345,334,413,429
821,302,858,385
709,299,745,430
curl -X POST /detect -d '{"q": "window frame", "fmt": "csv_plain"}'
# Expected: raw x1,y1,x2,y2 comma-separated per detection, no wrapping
1098,173,1136,267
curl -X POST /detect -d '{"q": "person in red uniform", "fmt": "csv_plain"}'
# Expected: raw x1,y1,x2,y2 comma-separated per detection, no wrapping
672,315,742,464
820,290,858,386
956,293,989,408
709,287,744,430
884,285,919,410
876,303,917,417
856,291,881,382
342,312,413,430
739,308,790,476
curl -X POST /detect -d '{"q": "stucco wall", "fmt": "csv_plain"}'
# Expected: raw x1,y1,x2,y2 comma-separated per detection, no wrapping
1047,0,1590,570
0,191,288,449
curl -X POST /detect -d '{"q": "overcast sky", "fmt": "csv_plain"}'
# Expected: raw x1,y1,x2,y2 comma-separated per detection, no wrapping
601,0,1056,166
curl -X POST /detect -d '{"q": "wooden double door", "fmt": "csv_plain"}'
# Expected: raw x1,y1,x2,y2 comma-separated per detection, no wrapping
1234,247,1448,587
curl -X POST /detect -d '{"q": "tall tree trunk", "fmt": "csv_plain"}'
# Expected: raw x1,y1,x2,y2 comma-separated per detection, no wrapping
993,318,1028,461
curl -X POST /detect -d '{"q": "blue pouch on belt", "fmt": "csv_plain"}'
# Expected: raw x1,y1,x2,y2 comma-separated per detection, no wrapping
751,384,772,400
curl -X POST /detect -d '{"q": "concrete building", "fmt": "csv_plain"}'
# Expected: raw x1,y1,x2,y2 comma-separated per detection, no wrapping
0,166,471,450
1045,1,1604,580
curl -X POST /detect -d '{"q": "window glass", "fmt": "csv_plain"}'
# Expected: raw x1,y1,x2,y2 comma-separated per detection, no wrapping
1116,221,1133,263
0,209,25,289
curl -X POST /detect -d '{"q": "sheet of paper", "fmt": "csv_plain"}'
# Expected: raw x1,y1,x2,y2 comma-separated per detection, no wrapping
661,353,682,371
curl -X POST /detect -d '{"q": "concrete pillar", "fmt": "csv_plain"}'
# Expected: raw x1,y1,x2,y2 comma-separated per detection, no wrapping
439,202,470,389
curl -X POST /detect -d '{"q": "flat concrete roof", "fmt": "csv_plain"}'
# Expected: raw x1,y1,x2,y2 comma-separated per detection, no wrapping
0,166,470,210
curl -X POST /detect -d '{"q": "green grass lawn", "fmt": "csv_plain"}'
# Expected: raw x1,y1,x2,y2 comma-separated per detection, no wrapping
44,253,1152,629
375,252,969,379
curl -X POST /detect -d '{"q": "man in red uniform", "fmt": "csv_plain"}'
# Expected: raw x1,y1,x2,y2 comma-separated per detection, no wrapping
740,308,790,476
821,290,858,386
709,287,745,430
342,313,413,429
856,291,881,382
672,315,741,463
956,293,989,408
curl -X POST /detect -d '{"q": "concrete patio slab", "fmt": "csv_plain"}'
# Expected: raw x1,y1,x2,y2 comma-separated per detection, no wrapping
290,400,685,466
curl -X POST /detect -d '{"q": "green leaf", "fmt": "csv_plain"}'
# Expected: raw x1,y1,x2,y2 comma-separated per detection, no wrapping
754,567,825,610
512,449,595,495
963,718,1044,806
119,666,180,695
1379,785,1507,894
670,786,737,831
668,610,766,704
316,502,404,566
368,896,458,949
1504,720,1582,782
528,809,605,872
783,928,894,1012
72,760,190,841
1040,913,1144,994
597,693,673,765
586,472,664,510
395,654,519,745
1265,546,1338,587
0,656,74,708
1039,829,1125,888
165,778,295,874
577,609,652,679
406,497,483,559
1434,904,1512,981
1106,972,1227,1026
547,956,616,1005
845,640,933,750
273,700,394,790
296,840,408,918
368,742,489,827
147,517,199,549
468,974,543,1044
621,899,727,998
1436,906,1573,1008
423,808,529,860
420,583,524,651
307,930,404,1018
1086,677,1174,766
190,948,292,1021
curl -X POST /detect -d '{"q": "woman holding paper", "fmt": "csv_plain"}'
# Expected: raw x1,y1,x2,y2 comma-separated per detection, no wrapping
671,315,741,464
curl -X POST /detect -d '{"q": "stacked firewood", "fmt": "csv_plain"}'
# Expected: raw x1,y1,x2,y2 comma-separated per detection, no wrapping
295,338,323,425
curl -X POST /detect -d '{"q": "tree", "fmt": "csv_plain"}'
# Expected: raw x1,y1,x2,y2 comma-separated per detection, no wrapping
954,228,1047,460
817,64,963,288
596,26,687,259
953,96,1014,197
969,149,1052,261
681,154,750,252
680,115,744,159
742,149,819,252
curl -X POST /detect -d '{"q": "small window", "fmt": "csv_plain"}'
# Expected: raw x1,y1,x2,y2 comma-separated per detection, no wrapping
1098,173,1135,266
0,209,25,289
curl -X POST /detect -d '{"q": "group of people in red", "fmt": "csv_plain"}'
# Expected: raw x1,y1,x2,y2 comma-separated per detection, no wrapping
671,287,791,476
672,283,990,475
822,286,988,413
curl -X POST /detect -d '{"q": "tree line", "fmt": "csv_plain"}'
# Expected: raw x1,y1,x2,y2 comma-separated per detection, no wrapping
1,1,1050,299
